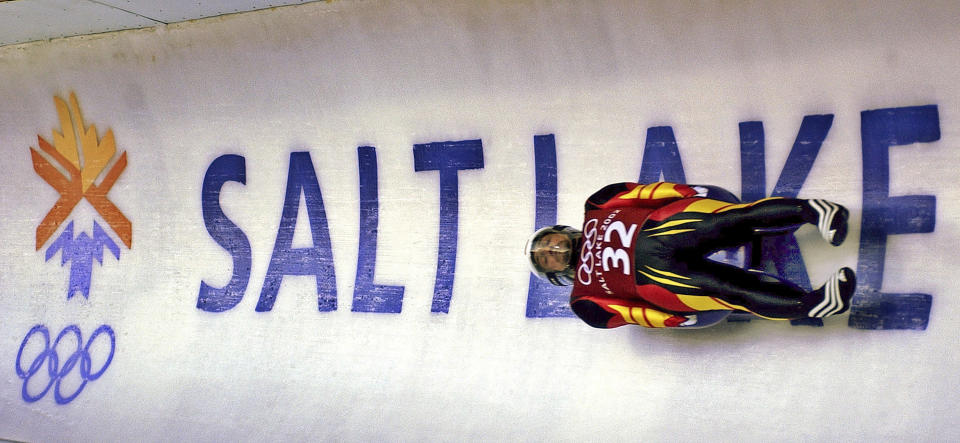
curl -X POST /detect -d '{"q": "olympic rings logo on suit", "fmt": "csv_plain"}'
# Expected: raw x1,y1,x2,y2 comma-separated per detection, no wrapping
15,324,115,405
577,219,599,285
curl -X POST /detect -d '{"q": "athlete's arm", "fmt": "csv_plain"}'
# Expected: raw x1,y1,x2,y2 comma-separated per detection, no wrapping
585,182,704,211
571,296,693,328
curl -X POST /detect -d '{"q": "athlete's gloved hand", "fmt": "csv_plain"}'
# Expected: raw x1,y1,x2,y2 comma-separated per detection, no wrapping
680,315,698,326
692,186,709,198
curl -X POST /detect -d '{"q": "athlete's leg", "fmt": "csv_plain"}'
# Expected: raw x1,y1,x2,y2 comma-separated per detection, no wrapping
644,198,847,255
678,259,806,318
636,198,853,319
667,259,856,319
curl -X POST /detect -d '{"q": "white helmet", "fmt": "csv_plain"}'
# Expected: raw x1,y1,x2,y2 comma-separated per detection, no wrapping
524,225,581,286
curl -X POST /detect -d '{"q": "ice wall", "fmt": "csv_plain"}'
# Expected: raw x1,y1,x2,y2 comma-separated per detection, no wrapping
1,1,958,441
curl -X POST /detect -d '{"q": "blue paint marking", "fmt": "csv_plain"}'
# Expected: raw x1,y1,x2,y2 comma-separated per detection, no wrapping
258,151,338,312
198,154,252,312
45,221,121,300
850,105,938,330
413,140,484,313
739,122,767,203
353,146,406,313
638,126,686,183
525,134,575,318
770,115,834,198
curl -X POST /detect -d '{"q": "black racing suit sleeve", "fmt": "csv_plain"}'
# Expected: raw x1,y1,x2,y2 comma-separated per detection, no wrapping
585,182,632,211
571,299,616,329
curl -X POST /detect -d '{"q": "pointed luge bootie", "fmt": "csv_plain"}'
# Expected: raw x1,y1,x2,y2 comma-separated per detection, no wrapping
808,199,849,246
806,267,856,318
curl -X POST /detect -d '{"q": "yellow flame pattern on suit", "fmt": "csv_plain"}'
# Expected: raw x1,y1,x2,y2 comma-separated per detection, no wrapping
676,294,740,311
644,266,691,281
647,228,695,237
682,197,783,214
644,219,701,237
644,218,702,231
637,267,700,289
619,182,689,201
609,304,676,328
674,295,784,320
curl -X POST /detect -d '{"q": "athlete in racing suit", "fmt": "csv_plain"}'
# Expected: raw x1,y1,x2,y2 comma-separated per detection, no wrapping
525,182,856,329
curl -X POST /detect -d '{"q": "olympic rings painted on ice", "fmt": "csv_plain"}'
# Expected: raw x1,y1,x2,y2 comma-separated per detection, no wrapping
15,324,115,404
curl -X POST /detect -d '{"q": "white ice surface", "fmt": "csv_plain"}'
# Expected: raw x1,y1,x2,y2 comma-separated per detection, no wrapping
0,1,958,441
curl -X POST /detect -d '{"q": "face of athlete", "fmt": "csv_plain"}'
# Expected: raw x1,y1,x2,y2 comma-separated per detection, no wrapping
533,233,573,273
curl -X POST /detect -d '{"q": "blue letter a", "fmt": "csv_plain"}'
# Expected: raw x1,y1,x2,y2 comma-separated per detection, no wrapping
258,152,337,312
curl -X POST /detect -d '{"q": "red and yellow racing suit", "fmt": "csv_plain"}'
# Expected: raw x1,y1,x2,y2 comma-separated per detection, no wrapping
570,182,816,329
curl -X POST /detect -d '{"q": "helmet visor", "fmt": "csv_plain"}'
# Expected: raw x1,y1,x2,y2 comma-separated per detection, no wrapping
529,232,575,274
525,225,582,286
